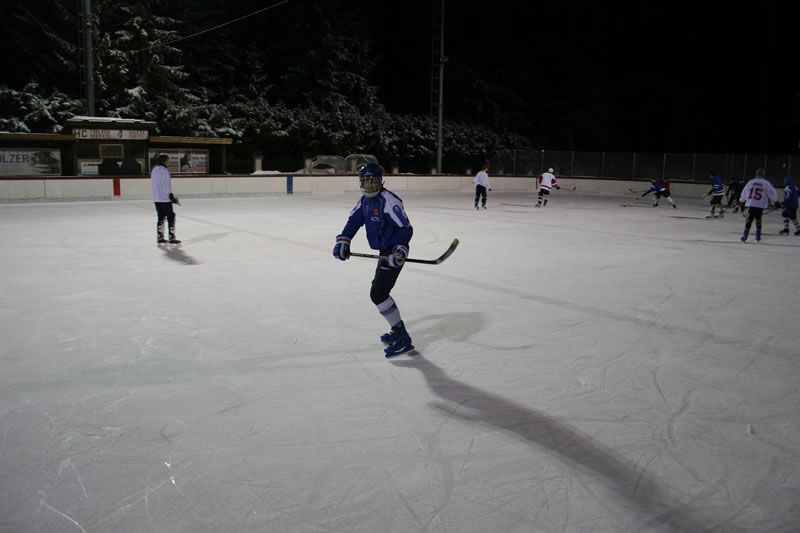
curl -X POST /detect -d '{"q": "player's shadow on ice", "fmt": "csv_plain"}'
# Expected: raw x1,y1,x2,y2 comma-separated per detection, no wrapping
158,243,198,265
408,312,537,352
390,356,736,533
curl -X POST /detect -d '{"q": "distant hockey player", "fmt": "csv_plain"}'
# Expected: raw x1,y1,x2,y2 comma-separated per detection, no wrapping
151,153,181,244
776,176,800,236
536,168,559,207
639,179,677,208
332,163,415,357
739,168,778,242
726,175,746,211
473,161,491,210
704,171,726,218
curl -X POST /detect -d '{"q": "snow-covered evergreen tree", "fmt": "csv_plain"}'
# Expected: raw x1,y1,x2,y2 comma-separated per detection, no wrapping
93,0,197,133
0,0,532,169
0,82,83,133
0,0,81,95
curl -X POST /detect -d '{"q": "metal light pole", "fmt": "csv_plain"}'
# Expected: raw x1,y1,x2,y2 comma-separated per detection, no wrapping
435,0,445,174
83,0,95,116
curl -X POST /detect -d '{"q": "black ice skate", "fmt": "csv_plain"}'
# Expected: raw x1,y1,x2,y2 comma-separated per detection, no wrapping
384,321,414,358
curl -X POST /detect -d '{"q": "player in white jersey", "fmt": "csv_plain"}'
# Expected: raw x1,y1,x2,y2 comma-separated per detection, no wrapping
739,168,778,242
536,168,560,207
151,154,181,244
473,162,491,209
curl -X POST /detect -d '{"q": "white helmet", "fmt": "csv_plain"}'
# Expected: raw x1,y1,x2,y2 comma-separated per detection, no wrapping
547,167,554,173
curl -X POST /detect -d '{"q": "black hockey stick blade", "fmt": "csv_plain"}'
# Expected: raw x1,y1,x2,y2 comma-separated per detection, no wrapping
348,238,459,265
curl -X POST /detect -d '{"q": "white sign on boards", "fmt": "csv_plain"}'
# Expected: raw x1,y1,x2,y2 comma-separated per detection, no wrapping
74,129,149,140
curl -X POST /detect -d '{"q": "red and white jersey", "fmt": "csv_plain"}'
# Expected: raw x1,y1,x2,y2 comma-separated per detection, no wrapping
539,171,558,191
739,177,777,208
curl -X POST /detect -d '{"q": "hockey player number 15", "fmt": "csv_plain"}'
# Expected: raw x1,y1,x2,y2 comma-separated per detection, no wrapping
748,187,763,201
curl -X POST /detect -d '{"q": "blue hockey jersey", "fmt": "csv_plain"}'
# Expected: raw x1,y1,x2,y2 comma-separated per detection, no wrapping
709,176,725,196
340,189,413,251
783,184,799,210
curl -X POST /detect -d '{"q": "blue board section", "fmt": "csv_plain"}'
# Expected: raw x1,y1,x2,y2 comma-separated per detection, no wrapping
287,175,293,194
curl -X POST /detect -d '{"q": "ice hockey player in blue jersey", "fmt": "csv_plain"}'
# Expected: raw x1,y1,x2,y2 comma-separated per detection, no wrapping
639,180,677,208
776,176,800,236
704,171,726,218
332,163,415,357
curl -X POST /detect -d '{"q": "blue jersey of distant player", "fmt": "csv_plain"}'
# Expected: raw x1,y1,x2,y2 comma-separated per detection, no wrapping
340,190,413,251
644,181,667,195
783,183,799,209
710,175,725,196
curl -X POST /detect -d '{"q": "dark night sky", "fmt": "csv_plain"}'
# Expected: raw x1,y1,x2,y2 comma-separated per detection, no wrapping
366,2,800,154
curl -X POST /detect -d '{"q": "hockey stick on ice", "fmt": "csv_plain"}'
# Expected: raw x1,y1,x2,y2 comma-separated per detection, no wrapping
348,238,459,265
739,205,781,218
620,197,643,207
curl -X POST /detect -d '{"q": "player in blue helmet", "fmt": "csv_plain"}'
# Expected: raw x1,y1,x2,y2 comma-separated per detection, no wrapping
777,176,800,236
332,163,416,357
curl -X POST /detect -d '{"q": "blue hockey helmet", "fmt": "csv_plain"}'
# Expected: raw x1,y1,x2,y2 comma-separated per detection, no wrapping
785,176,793,186
358,163,384,197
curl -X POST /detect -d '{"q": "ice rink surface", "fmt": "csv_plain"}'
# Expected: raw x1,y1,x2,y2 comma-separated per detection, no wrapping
1,190,799,533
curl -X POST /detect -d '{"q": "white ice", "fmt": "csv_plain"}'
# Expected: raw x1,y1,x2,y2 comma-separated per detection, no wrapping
0,191,798,533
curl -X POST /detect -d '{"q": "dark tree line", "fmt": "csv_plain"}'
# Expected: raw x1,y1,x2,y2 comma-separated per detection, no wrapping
0,0,530,172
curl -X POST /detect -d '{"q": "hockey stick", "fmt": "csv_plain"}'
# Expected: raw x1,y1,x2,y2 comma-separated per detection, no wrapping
739,205,781,218
620,197,643,207
348,238,459,265
628,188,646,194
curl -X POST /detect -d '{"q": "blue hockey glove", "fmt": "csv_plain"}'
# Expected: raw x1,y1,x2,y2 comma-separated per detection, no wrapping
387,244,409,268
333,235,351,260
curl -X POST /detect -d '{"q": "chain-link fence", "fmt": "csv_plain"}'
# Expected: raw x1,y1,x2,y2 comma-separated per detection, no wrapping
489,149,797,181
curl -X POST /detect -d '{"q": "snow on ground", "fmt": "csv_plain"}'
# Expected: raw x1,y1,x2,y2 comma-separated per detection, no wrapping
1,191,798,533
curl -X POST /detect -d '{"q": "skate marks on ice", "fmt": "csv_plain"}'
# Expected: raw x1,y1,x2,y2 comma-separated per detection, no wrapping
157,243,197,265
391,356,739,533
417,270,797,362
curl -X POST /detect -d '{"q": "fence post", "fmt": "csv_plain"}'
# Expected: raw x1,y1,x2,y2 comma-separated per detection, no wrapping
513,150,517,175
743,155,747,178
661,153,666,180
601,152,605,177
570,151,575,176
691,154,696,181
632,153,636,179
